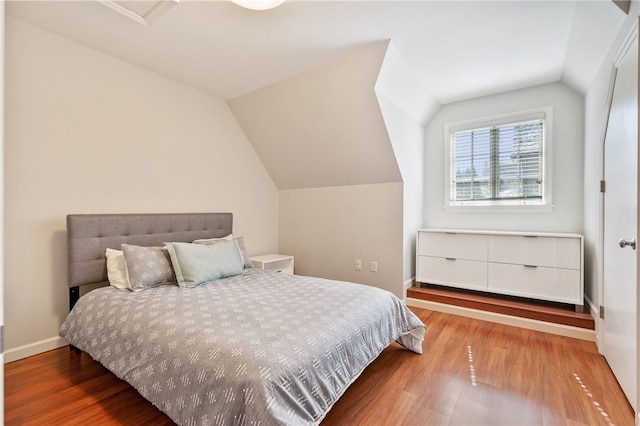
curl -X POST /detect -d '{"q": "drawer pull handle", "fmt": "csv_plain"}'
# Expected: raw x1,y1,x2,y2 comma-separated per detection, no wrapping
523,264,538,268
445,257,456,261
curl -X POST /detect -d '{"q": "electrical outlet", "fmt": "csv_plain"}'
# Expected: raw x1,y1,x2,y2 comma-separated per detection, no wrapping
371,261,378,272
355,259,362,270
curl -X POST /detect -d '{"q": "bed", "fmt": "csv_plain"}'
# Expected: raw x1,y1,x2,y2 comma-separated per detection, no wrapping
60,213,426,426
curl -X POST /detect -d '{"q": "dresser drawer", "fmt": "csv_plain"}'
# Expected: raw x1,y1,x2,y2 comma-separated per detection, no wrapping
488,235,581,269
488,263,581,304
417,232,487,261
417,256,487,291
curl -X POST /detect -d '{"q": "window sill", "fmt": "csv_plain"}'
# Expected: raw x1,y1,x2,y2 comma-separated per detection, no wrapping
444,202,554,214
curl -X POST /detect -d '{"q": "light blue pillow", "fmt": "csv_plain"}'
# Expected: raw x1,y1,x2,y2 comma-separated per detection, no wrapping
165,240,244,288
193,235,254,268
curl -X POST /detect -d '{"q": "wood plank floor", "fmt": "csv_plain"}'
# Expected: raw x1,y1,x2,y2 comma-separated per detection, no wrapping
408,284,595,330
5,307,634,425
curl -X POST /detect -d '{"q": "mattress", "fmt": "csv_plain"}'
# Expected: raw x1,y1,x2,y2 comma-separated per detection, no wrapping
60,268,425,425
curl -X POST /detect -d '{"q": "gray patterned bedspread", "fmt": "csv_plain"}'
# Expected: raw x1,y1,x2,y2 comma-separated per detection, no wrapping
60,269,425,425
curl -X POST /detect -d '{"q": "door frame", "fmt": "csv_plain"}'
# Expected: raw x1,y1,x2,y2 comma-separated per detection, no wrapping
598,18,639,420
0,3,5,423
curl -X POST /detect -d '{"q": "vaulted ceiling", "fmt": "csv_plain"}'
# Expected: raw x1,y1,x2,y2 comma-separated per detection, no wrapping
7,0,626,104
6,0,628,190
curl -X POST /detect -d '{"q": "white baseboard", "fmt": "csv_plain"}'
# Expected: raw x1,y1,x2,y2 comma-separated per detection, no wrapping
584,294,600,348
584,294,598,319
403,278,414,291
407,297,596,342
4,336,69,363
401,277,414,303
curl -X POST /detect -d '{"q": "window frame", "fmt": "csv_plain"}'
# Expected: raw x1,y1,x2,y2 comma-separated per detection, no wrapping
443,107,553,213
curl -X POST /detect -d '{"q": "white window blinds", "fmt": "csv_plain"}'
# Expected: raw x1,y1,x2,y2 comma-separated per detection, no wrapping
450,117,544,203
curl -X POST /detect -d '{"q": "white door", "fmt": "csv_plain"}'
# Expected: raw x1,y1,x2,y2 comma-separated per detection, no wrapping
603,31,638,412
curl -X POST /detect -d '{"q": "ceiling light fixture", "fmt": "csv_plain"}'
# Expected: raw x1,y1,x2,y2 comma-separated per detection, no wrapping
230,0,285,11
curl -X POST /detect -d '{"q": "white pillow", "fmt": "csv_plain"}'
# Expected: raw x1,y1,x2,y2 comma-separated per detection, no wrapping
105,248,130,290
191,234,233,244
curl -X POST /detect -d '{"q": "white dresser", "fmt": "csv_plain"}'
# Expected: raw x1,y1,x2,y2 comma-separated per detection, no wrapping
416,229,584,311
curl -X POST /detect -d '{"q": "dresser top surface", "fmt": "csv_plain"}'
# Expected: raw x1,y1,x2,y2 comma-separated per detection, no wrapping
418,229,583,239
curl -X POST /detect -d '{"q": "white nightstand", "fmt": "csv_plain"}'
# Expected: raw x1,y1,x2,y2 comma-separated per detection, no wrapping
251,254,294,274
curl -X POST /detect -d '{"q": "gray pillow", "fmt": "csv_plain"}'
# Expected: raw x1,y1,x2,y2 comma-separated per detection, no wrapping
121,244,177,292
193,236,254,268
165,240,244,288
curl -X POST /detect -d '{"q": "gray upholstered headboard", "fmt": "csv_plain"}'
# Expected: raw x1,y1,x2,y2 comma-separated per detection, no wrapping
66,213,233,309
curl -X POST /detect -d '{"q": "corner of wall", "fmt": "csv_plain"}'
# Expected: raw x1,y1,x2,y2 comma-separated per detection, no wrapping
375,40,441,125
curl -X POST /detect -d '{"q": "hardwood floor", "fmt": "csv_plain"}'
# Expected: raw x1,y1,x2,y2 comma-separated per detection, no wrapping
5,307,634,425
408,284,595,330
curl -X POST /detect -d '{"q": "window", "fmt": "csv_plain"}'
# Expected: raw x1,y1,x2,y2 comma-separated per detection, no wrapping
444,108,552,211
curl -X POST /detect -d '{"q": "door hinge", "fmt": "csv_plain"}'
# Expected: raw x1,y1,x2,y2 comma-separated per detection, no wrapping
599,306,605,319
600,180,606,193
0,325,4,354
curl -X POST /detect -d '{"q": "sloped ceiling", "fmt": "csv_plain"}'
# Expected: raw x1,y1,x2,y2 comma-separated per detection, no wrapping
228,41,402,190
6,1,627,190
227,39,439,190
6,1,626,103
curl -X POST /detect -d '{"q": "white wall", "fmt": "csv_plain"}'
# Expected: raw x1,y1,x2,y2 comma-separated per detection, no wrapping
424,82,584,234
4,18,279,362
375,41,440,125
377,96,425,289
279,183,404,298
375,41,434,291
